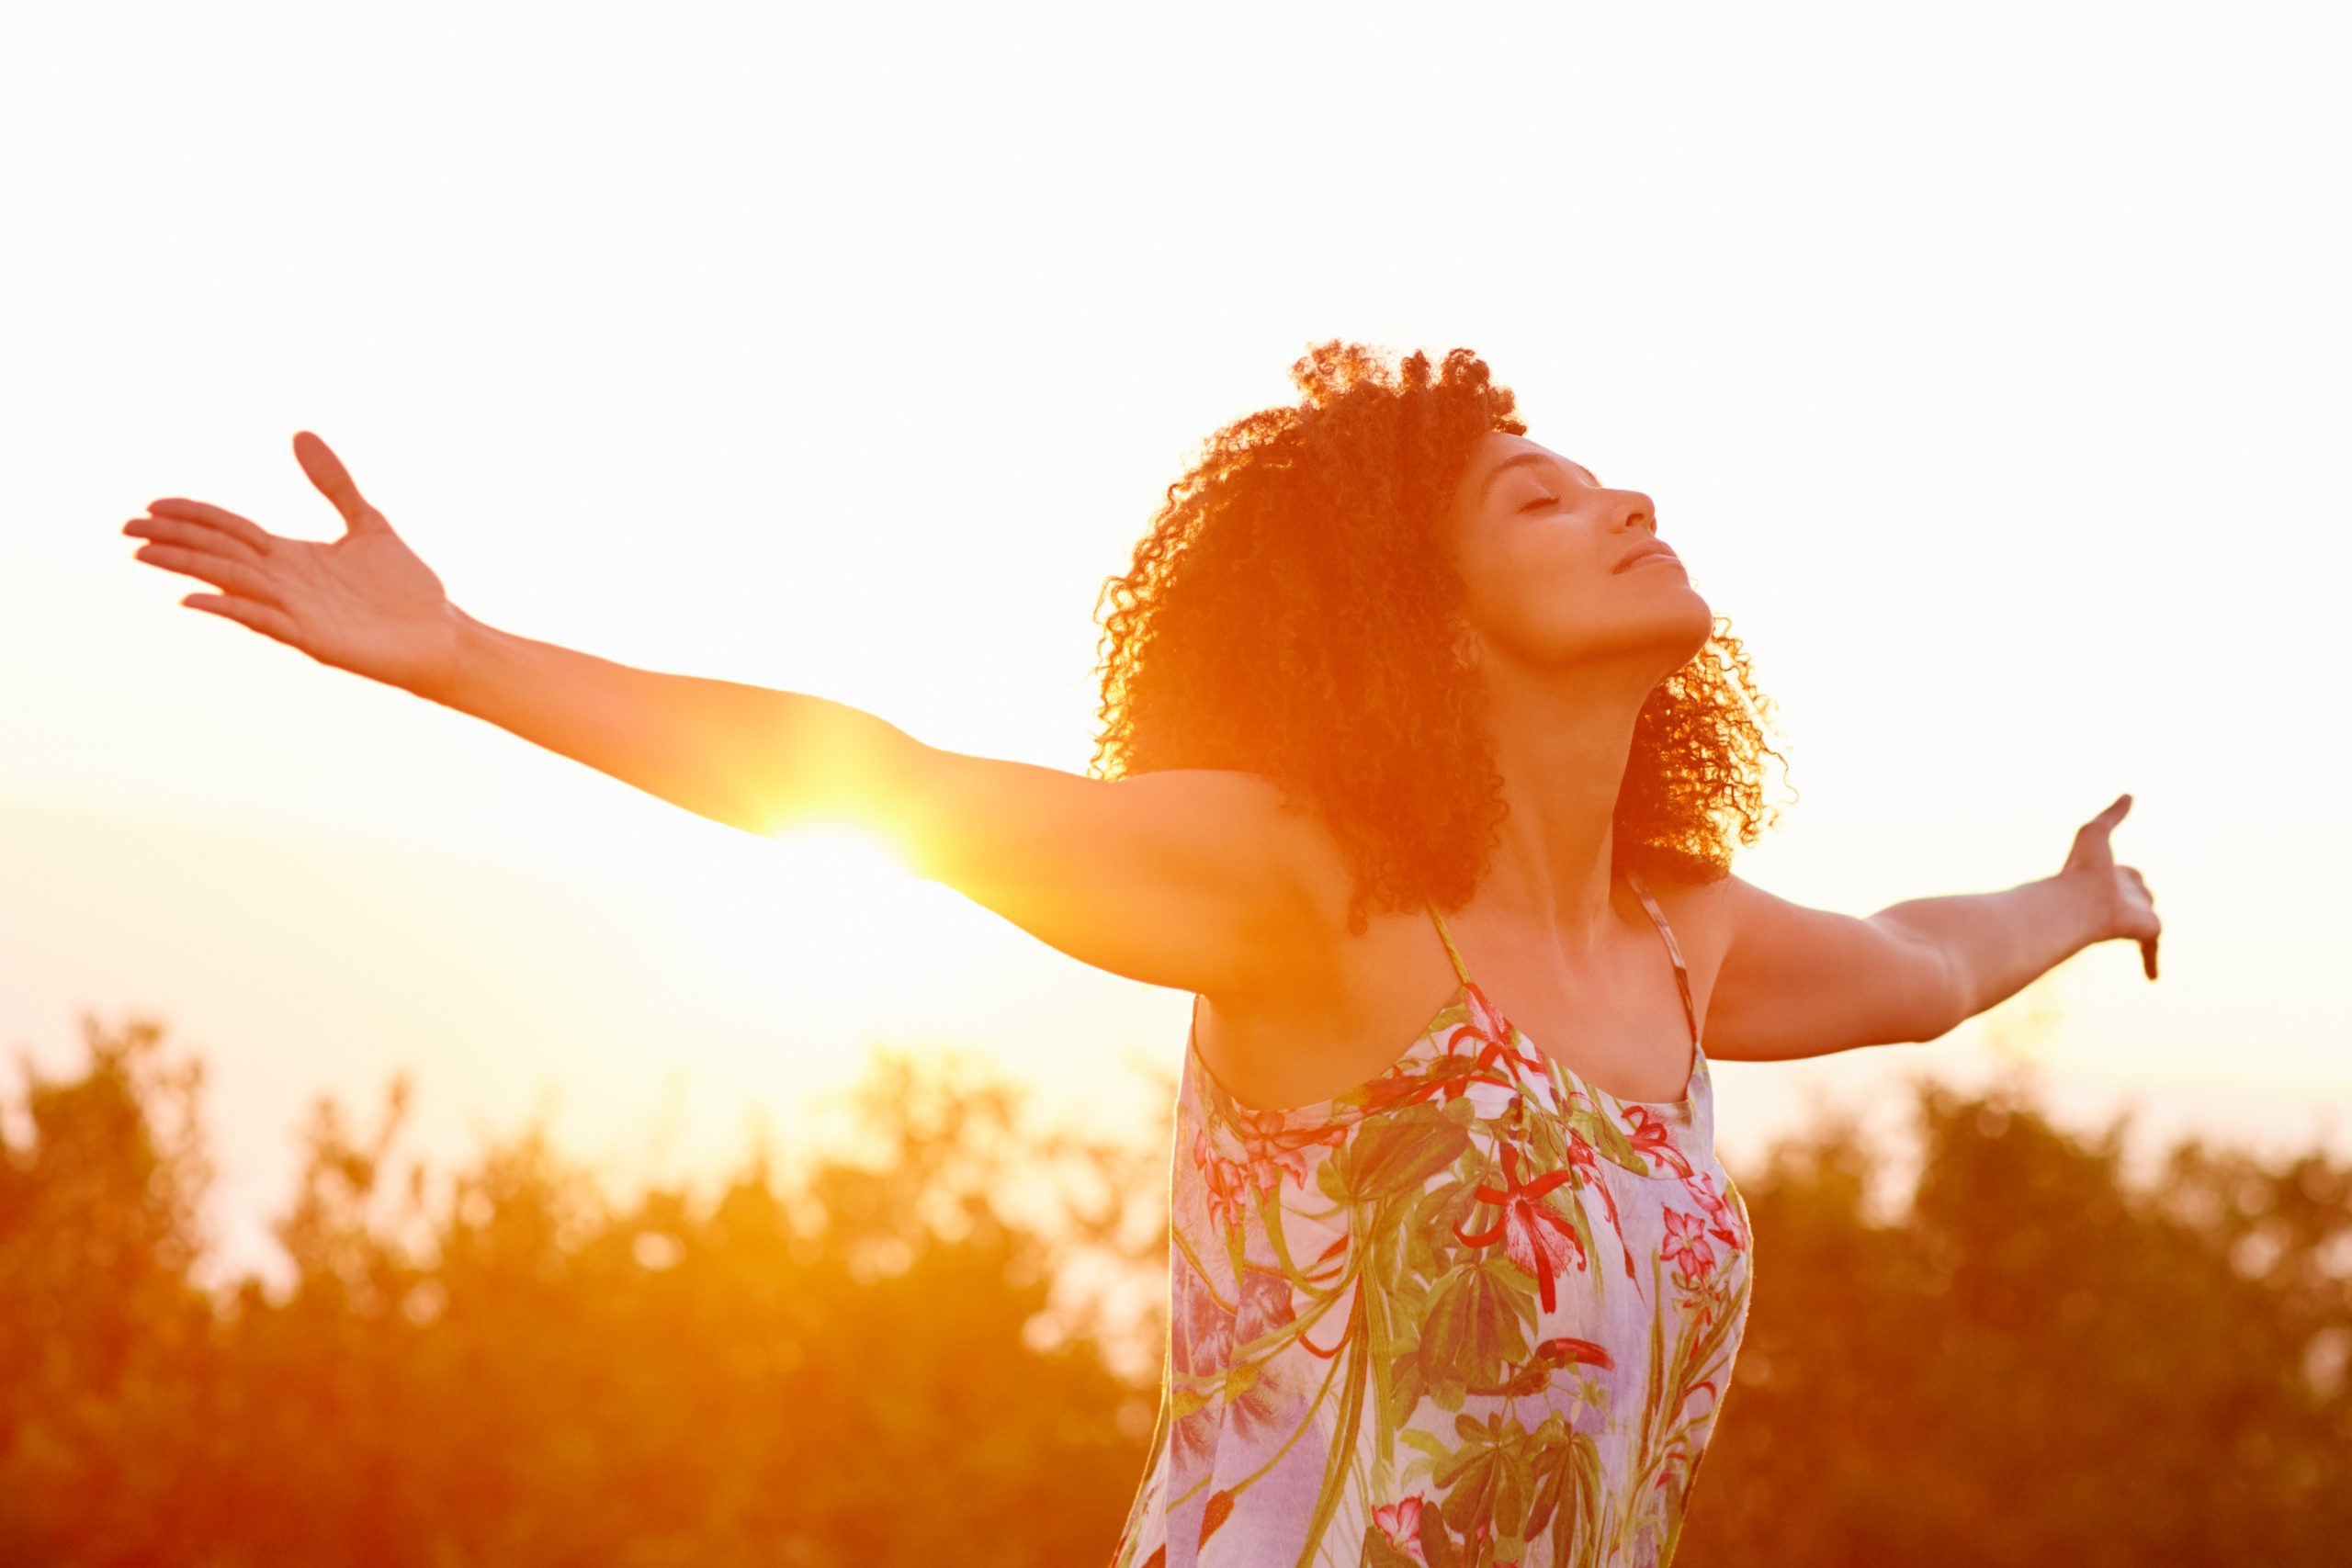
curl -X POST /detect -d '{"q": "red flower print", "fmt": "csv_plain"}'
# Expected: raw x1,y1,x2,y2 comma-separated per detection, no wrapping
1453,1143,1589,1313
1193,1114,1346,1231
1562,1133,1641,1280
1536,1334,1616,1370
1236,1108,1347,1190
1357,1071,1444,1114
1660,1206,1718,1285
1193,1129,1254,1231
1372,1495,1430,1564
1450,982,1510,1051
1197,1488,1234,1548
1439,985,1549,1089
1622,1104,1695,1179
1470,1334,1618,1398
1680,1169,1749,1252
1357,985,1547,1117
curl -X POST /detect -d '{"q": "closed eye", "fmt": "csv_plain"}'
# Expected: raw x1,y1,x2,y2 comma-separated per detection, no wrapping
1519,493,1558,513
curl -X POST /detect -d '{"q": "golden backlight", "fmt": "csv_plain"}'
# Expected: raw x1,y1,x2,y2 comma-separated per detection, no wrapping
753,824,934,997
749,816,1048,1020
768,821,916,885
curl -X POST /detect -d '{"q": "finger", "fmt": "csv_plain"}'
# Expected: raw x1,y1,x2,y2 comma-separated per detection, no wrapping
125,514,267,568
144,499,277,556
292,430,385,535
133,542,286,607
2086,793,2132,830
182,591,300,646
2141,935,2158,982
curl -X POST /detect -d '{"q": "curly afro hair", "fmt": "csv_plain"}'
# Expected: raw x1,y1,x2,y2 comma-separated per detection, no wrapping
1089,342,1787,936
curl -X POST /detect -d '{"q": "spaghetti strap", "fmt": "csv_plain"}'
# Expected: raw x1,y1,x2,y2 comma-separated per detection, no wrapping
1122,886,1752,1566
1626,872,1702,1047
1424,902,1475,988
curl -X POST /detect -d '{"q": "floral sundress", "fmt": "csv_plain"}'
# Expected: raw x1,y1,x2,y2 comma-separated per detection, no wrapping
1108,873,1755,1568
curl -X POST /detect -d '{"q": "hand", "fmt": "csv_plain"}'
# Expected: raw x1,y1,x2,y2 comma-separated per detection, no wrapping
2061,793,2161,980
124,432,464,698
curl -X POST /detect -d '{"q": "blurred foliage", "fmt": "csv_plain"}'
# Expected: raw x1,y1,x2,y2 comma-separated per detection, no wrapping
1,1012,2346,1565
0,1014,1163,1567
1679,1074,2352,1566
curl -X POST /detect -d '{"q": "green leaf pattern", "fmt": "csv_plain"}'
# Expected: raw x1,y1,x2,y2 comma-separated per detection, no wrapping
1112,956,1757,1568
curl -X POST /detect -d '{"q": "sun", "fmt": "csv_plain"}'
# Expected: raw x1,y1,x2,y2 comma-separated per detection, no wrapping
590,809,1018,1093
758,822,925,957
735,821,981,1000
768,821,917,889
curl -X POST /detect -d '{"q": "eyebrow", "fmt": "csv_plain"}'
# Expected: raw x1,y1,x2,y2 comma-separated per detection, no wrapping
1480,451,1600,500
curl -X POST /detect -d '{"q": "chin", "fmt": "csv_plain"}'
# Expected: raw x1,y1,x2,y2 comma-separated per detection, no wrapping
1661,592,1714,656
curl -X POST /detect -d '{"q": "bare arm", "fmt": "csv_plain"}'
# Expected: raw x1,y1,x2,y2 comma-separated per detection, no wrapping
1880,792,2162,1016
1875,874,2109,1028
1704,795,2161,1061
429,610,914,839
1702,879,1967,1060
123,431,1329,1000
429,613,1329,995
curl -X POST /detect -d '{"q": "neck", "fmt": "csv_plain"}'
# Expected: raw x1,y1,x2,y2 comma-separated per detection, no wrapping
1472,648,1660,952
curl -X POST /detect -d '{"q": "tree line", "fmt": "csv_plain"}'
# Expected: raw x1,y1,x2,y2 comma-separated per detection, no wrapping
2,1012,2344,1565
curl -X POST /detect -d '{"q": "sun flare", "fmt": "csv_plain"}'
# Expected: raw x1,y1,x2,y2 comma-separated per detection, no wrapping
768,822,917,888
692,819,1001,1012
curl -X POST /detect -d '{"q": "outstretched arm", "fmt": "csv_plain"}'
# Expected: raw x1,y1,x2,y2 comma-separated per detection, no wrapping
430,615,1332,996
1879,792,2159,1008
122,432,1334,1002
428,610,911,839
1702,795,2161,1061
123,429,873,834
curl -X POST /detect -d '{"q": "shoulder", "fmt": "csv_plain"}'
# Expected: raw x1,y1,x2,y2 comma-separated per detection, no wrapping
1627,863,1743,972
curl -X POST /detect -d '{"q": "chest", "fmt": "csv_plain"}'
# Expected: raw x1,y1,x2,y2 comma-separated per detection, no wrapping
1199,885,1728,1114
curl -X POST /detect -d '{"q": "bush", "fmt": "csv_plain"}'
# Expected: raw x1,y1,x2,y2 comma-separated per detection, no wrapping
3,1013,2345,1564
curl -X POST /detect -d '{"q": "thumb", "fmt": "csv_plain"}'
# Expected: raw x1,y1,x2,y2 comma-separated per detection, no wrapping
2066,793,2130,874
2083,792,2132,837
293,430,387,536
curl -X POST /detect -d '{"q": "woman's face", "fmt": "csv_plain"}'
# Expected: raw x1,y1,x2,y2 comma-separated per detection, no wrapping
1442,431,1712,677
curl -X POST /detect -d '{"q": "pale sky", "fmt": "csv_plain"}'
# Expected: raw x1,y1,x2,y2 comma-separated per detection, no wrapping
5,1,2347,1290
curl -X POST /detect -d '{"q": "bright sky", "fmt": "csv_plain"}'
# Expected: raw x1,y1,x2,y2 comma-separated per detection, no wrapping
5,1,2346,1289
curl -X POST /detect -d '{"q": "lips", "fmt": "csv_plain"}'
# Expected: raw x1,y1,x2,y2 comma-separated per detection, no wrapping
1613,543,1681,573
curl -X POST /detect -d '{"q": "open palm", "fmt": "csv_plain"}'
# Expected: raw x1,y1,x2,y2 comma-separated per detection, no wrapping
123,432,462,697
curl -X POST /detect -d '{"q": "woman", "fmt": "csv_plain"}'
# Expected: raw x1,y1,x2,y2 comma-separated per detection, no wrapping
123,343,2159,1566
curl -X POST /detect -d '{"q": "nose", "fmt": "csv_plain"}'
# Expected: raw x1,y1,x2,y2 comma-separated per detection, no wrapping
1617,490,1657,532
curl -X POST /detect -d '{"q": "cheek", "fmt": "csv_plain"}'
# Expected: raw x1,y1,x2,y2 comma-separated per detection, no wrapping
1488,531,1612,614
1459,520,1702,663
1466,558,1618,657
